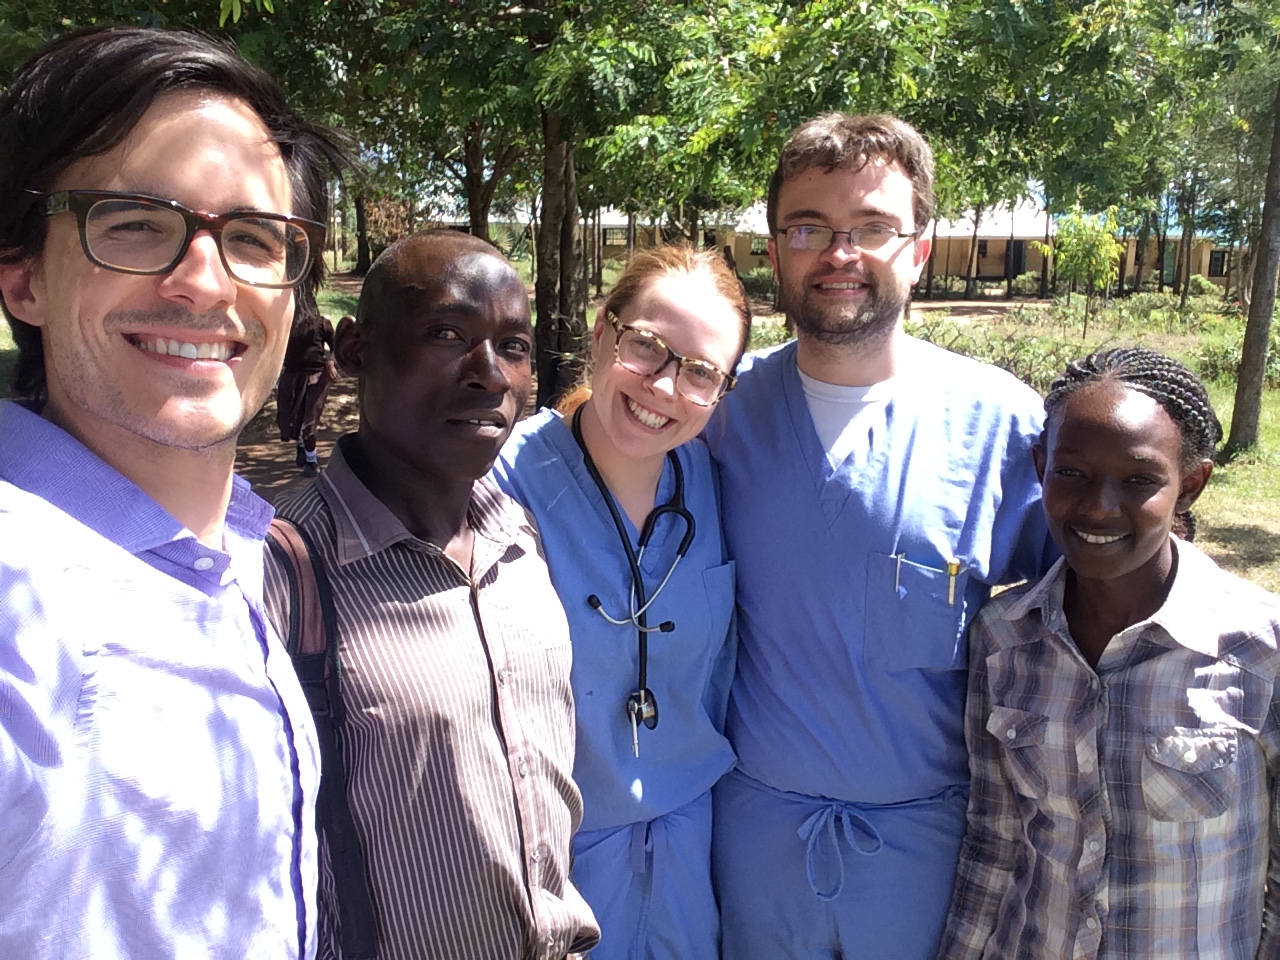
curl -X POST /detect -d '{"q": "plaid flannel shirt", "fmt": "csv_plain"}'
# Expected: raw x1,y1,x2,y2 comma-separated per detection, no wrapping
939,539,1280,960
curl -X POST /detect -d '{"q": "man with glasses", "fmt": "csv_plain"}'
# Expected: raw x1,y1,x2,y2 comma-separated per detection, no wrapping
704,113,1053,958
0,27,346,958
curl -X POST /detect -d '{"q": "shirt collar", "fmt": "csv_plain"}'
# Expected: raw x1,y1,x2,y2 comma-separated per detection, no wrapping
317,434,521,567
0,400,271,556
1000,538,1223,658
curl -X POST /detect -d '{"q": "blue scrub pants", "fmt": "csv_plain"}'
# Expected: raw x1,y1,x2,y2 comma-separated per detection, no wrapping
573,791,718,960
712,769,966,960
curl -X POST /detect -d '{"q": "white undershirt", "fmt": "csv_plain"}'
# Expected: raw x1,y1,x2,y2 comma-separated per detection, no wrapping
798,368,896,469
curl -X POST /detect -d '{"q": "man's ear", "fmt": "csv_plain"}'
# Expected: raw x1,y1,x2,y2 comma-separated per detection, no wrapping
1032,441,1047,485
1177,458,1214,513
333,315,364,377
766,236,779,278
0,258,46,327
910,230,932,281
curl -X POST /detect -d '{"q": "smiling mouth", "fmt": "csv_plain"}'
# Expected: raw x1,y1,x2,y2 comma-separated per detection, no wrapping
627,397,671,430
815,281,867,291
129,335,240,362
1072,528,1126,545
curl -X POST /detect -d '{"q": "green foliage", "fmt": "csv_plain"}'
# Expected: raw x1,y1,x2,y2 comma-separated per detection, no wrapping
906,314,1104,394
1186,274,1220,297
740,266,776,299
1037,206,1126,313
1196,325,1280,390
1011,271,1042,296
748,321,791,353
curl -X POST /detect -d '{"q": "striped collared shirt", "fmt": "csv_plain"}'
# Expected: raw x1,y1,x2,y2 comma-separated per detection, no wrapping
939,539,1280,960
264,438,599,960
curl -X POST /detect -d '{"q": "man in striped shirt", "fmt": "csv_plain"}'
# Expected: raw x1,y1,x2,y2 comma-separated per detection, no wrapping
264,230,600,960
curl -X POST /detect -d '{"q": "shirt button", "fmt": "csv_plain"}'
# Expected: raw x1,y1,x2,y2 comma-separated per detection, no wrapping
1183,748,1197,763
1089,840,1100,852
1006,727,1017,740
1086,917,1098,931
518,759,529,777
194,556,214,571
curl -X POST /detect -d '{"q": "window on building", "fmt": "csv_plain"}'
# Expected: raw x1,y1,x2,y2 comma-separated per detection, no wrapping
1209,250,1228,278
749,236,769,255
603,227,627,245
977,239,988,258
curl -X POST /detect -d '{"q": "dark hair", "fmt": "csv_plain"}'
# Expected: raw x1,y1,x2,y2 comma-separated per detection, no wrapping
0,26,351,401
1044,347,1221,539
355,229,513,331
765,113,935,235
557,244,752,414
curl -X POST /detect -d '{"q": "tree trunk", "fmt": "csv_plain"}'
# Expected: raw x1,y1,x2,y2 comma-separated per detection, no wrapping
964,204,984,299
1226,79,1280,456
1134,212,1150,293
1181,180,1198,308
1039,200,1051,299
1004,217,1015,299
1116,228,1129,299
593,208,603,298
354,193,372,275
536,109,570,409
627,211,636,256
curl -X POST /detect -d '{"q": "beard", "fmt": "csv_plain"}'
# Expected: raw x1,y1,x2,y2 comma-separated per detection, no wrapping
779,269,911,347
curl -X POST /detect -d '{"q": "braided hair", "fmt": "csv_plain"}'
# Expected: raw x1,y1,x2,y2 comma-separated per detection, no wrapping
1043,347,1221,540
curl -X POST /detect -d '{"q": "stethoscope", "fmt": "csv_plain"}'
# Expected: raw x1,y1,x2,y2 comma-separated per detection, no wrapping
571,406,697,757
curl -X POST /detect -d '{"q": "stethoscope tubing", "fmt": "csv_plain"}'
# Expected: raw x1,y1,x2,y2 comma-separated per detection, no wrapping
571,406,696,695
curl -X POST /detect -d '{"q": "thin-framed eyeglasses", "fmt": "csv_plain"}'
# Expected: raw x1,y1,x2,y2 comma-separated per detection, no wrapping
776,223,919,253
607,311,737,407
29,189,326,289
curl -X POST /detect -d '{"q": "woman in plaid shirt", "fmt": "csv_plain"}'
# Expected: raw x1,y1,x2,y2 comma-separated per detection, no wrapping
939,348,1280,960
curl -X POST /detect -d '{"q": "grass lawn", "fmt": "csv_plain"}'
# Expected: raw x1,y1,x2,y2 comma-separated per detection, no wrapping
0,320,15,394
1196,382,1280,593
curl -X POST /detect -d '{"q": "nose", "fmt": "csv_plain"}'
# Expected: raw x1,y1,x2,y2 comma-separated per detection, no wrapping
157,230,237,311
646,359,679,398
1080,478,1122,518
461,339,512,392
819,234,862,269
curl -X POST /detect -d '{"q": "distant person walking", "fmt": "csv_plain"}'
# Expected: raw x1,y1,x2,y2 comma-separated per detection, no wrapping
277,286,336,476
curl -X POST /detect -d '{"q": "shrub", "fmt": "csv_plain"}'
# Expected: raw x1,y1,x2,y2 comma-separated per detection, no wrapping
1011,271,1042,296
1195,326,1280,389
741,266,776,299
1186,274,1219,297
905,314,1110,394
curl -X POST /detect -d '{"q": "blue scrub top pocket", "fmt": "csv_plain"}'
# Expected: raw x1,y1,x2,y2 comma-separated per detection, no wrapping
862,552,968,672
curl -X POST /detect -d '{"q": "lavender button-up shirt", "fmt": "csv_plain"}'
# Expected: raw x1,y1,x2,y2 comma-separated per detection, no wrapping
0,400,320,959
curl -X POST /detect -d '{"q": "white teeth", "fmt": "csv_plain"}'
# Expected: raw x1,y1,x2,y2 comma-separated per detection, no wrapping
627,398,670,429
137,337,234,362
465,419,499,427
819,282,865,290
1076,530,1124,545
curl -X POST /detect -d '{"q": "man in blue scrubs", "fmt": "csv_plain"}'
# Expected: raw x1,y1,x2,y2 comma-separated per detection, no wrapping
704,113,1053,959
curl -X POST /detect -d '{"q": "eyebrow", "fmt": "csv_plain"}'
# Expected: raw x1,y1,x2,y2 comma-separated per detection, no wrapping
780,206,902,224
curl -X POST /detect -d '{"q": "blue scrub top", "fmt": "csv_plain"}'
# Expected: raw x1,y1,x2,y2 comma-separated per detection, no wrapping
493,409,737,831
704,339,1054,805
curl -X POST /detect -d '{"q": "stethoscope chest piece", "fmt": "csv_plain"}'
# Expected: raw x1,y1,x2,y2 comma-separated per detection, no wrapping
627,688,659,758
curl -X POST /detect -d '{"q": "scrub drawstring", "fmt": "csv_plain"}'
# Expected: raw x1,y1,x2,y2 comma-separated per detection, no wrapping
626,818,666,952
796,802,883,901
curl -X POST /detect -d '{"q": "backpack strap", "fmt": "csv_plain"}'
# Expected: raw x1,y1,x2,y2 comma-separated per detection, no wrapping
266,517,379,960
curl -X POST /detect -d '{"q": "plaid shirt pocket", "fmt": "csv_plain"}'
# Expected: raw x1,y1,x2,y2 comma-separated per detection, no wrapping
988,705,1050,800
1142,727,1238,821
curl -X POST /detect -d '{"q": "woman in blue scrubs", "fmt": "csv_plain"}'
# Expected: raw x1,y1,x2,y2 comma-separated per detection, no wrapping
492,244,751,959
